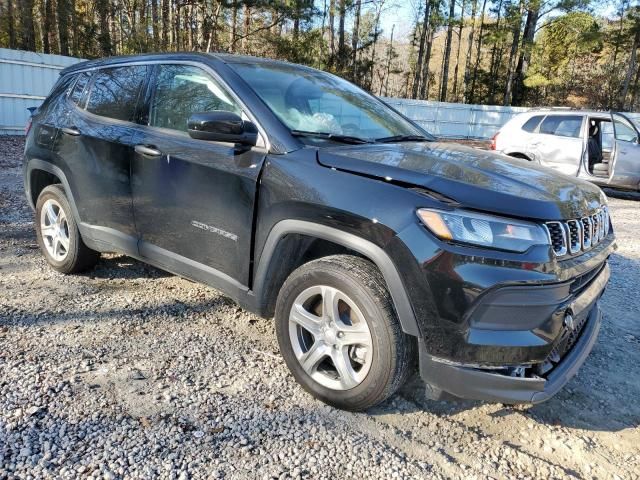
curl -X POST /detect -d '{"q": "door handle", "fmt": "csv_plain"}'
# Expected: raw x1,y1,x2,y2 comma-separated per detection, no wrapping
135,145,162,157
61,126,81,136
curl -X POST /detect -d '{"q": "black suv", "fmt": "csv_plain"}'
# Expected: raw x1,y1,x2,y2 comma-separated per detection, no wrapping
24,53,615,411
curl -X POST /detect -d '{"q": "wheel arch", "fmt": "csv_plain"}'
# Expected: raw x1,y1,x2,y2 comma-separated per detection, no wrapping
25,159,82,224
252,220,420,337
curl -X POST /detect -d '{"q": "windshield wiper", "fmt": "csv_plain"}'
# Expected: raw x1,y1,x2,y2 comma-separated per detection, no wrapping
375,134,432,143
291,130,373,144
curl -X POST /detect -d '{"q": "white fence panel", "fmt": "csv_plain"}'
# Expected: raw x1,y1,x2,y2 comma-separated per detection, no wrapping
0,48,82,135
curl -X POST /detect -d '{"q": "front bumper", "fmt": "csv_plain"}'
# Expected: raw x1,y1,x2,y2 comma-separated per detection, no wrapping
419,263,609,403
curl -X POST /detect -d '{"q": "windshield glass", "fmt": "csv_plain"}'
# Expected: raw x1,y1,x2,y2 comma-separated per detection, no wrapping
228,62,432,141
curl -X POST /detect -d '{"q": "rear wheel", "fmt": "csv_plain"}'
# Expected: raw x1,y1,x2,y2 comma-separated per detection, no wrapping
35,184,99,273
275,255,415,411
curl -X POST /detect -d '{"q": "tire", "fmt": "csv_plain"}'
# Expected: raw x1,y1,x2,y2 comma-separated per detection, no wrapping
35,184,99,274
275,255,415,411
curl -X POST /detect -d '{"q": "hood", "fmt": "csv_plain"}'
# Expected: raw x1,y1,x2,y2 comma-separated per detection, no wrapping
319,142,606,221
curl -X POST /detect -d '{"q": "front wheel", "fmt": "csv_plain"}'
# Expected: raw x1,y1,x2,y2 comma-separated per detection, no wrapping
275,255,415,411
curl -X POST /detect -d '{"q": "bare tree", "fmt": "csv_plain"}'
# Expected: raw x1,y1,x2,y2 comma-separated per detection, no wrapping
439,0,456,101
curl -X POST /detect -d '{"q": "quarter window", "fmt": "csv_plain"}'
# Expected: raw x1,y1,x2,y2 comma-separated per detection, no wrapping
86,66,147,121
539,115,583,138
69,72,91,106
521,115,544,133
149,65,241,132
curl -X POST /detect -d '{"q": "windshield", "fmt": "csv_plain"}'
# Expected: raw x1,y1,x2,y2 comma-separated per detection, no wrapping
228,62,432,142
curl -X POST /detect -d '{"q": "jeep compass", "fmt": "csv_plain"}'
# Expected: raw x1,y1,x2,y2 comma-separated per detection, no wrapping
24,53,615,411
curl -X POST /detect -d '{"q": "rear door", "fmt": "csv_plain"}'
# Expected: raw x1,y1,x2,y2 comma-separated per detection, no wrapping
529,114,585,175
54,65,148,254
609,112,640,189
130,63,267,286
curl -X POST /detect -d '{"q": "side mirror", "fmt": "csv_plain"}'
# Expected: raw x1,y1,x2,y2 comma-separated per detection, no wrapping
187,111,257,146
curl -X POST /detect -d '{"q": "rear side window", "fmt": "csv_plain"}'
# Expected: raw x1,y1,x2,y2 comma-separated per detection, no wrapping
69,72,91,106
86,66,147,122
539,115,583,138
521,115,544,133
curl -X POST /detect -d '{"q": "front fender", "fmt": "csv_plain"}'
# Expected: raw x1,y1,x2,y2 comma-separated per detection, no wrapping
253,219,421,337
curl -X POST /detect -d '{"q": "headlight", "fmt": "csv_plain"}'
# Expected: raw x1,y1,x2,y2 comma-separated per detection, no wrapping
417,208,550,253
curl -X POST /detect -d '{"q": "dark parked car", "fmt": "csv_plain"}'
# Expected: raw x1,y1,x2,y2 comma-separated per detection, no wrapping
24,53,615,411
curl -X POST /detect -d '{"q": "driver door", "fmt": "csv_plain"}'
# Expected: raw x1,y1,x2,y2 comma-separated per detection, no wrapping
608,113,640,189
130,63,267,286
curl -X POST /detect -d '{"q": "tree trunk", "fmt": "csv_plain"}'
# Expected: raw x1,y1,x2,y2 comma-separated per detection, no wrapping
469,0,487,103
462,0,477,103
19,0,36,51
384,23,395,96
7,0,17,49
351,0,361,79
40,0,49,53
619,27,640,110
503,2,524,106
229,1,237,52
630,55,640,110
151,0,160,48
452,0,466,101
487,0,503,103
329,0,335,60
412,0,431,99
439,0,456,101
242,3,251,54
337,0,346,70
420,25,435,99
511,6,538,105
95,0,112,55
162,0,170,49
56,0,69,55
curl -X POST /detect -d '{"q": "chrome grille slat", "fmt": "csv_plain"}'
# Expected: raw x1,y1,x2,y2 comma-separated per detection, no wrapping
545,206,610,258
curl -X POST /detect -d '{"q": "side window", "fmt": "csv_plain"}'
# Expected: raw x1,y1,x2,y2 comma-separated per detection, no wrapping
86,66,147,121
613,115,639,143
38,73,76,112
539,115,582,138
69,72,91,106
521,115,544,133
149,64,241,132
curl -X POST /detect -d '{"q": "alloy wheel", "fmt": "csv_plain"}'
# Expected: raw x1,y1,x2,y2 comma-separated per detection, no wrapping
288,285,373,390
40,198,70,262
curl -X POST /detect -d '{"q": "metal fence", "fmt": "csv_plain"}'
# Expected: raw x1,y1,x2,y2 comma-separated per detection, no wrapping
385,98,640,139
1,48,639,138
0,48,82,135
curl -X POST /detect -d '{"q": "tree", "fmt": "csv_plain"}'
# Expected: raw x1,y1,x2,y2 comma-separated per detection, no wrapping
462,0,478,102
440,0,456,101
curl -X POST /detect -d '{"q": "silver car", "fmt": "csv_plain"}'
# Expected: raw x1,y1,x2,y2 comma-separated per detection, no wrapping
493,109,640,191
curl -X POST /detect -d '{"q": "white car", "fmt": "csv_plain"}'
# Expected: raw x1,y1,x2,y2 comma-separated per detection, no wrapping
492,109,640,191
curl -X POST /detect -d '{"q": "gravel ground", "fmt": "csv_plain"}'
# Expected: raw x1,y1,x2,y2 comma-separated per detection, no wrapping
1,136,639,480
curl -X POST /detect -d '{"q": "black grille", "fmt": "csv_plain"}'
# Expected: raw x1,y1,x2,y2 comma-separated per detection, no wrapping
544,206,610,258
591,213,600,243
546,222,566,255
567,220,580,253
581,217,592,248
